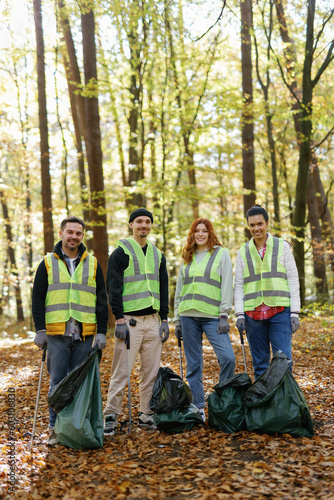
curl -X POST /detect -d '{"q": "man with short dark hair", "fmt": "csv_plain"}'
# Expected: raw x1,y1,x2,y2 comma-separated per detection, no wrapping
234,205,301,379
32,216,108,445
104,208,169,435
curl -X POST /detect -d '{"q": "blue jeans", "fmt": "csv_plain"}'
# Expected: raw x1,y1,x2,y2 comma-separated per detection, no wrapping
46,335,94,428
245,307,292,379
180,317,235,409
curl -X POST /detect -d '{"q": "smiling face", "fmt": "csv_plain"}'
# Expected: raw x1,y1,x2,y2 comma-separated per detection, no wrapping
59,222,84,257
194,223,209,250
247,214,269,247
130,216,152,245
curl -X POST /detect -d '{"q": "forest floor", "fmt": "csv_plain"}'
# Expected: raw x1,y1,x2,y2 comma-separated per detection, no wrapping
0,311,333,499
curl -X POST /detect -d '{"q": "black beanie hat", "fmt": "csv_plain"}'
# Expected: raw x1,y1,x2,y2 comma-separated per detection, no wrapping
129,208,153,223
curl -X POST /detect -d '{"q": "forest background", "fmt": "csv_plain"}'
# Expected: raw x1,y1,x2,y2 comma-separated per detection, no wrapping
0,0,333,328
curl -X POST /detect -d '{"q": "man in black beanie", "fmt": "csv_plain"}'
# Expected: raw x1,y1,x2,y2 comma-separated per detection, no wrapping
104,208,169,434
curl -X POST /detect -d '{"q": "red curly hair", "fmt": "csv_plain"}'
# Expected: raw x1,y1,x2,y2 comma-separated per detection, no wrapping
181,218,222,265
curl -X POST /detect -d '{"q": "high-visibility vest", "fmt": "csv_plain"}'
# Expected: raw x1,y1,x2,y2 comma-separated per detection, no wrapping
45,252,97,336
179,247,224,316
118,238,162,313
240,235,290,310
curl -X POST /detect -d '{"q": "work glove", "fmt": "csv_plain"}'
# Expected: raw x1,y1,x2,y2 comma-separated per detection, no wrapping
290,313,300,333
159,321,169,344
114,322,129,340
34,330,48,349
236,314,246,335
94,333,106,350
174,325,182,342
217,316,230,334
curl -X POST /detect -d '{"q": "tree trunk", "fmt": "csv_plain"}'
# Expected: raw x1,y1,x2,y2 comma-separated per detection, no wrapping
306,166,328,300
241,0,256,235
274,0,331,304
0,190,24,321
80,4,108,275
33,0,54,253
127,25,145,209
58,0,91,244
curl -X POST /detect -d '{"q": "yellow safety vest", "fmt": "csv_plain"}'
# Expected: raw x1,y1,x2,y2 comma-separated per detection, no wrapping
179,247,224,316
45,252,97,336
240,235,290,310
118,238,162,313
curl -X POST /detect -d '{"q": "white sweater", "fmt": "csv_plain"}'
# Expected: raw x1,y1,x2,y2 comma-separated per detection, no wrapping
234,234,301,315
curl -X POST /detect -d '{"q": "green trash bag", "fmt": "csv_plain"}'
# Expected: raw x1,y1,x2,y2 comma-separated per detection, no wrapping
153,403,204,434
208,373,252,433
243,351,314,438
54,348,104,449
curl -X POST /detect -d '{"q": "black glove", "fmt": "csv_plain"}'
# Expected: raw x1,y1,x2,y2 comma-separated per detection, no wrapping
159,322,169,344
217,317,230,334
174,325,182,342
236,314,246,334
114,322,129,340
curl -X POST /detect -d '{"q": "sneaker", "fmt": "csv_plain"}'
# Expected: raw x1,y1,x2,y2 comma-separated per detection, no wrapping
138,413,157,429
199,408,206,422
104,413,117,435
48,429,57,446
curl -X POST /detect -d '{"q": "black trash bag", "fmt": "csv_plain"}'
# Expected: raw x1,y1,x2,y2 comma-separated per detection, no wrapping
48,345,101,414
149,367,192,414
153,403,204,434
55,347,103,449
208,373,252,433
243,351,314,438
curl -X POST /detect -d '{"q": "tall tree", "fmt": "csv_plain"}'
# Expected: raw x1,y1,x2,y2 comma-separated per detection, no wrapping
33,0,54,253
57,0,91,240
241,0,256,232
0,189,24,321
274,0,334,303
253,2,280,231
80,0,108,275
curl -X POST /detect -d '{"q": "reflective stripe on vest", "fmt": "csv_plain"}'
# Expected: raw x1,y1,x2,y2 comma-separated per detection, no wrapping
45,253,97,324
179,247,223,316
241,236,290,309
118,238,161,312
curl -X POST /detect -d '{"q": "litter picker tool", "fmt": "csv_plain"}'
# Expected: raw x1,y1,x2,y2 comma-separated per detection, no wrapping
239,330,247,374
178,335,183,380
125,331,132,433
28,344,47,451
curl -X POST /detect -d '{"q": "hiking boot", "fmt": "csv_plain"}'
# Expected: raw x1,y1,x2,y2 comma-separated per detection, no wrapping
104,413,117,435
48,429,57,446
138,413,156,430
199,408,206,422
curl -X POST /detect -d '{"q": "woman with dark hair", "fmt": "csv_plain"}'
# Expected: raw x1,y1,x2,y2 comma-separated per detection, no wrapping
174,218,235,421
234,205,300,379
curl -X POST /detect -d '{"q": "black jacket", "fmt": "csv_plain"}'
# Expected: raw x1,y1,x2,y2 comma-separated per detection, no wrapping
32,241,108,334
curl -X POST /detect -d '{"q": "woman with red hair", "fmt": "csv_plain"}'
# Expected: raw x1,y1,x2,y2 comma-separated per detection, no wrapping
174,218,235,421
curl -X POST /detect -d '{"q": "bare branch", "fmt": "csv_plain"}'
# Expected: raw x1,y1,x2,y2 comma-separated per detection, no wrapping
312,39,334,87
314,124,334,150
194,1,226,42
